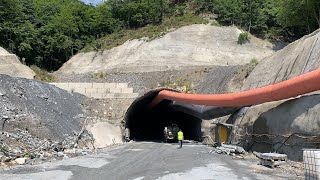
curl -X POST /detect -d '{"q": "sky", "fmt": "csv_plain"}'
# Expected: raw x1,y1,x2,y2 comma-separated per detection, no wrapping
81,0,104,6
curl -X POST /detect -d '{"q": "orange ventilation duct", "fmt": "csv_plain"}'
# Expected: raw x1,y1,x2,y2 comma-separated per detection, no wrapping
150,69,320,107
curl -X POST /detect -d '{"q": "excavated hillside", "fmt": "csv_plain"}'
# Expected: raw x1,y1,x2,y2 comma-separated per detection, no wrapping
0,47,35,79
57,24,274,74
1,24,318,165
57,26,320,161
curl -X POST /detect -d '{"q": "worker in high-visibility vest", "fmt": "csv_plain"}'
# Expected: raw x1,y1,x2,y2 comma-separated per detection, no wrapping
178,129,184,148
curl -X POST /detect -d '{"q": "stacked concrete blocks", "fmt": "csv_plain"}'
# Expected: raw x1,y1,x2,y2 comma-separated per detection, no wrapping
50,83,138,99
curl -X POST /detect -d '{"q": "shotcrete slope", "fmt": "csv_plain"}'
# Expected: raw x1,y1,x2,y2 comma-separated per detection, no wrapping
58,24,274,74
242,29,320,90
0,47,35,79
231,29,320,160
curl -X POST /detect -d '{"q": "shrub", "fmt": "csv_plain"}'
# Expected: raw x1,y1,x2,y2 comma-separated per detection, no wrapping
238,32,249,44
250,58,259,66
93,72,107,79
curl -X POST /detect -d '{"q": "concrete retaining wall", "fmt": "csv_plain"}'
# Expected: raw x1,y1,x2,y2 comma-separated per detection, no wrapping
50,83,139,99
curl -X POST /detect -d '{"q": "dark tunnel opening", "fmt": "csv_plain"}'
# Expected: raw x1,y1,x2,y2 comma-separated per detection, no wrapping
126,101,203,142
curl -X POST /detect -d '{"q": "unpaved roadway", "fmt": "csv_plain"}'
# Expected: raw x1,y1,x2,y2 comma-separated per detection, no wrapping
0,142,301,180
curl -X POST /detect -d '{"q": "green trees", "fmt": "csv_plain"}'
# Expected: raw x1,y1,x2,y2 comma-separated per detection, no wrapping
213,0,268,34
107,0,164,28
0,0,120,70
213,0,320,39
274,0,320,37
0,0,319,71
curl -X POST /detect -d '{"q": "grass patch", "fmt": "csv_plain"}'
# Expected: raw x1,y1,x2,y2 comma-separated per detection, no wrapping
82,14,208,52
160,77,194,93
250,58,259,66
210,21,221,26
30,65,55,82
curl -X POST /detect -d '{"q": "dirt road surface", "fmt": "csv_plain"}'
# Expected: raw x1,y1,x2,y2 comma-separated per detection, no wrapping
0,142,302,180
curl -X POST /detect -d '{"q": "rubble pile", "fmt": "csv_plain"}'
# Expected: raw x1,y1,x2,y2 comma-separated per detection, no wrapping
0,128,94,166
213,144,247,156
0,74,94,166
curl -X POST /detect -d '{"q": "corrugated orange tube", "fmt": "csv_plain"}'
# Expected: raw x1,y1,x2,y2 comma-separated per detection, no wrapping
150,69,320,107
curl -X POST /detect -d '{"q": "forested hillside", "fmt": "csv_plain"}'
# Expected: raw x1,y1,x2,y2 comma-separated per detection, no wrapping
0,0,319,71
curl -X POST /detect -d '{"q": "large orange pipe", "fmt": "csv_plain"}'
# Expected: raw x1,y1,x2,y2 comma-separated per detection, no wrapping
150,69,320,107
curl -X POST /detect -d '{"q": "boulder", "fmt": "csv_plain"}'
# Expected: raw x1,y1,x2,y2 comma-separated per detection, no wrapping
15,158,27,165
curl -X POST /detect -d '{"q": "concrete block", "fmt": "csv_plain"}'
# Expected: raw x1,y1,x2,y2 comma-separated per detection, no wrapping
104,83,117,88
68,83,79,88
103,94,116,99
69,83,93,88
103,93,139,99
97,88,107,93
116,83,128,88
72,88,86,94
92,83,105,88
113,93,122,98
109,88,121,93
85,88,97,94
121,88,133,93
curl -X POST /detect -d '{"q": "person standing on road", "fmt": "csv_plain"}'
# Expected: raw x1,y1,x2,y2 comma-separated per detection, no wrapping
178,129,184,148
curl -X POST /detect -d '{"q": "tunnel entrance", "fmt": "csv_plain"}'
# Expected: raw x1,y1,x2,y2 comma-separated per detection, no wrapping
124,89,241,143
126,102,203,142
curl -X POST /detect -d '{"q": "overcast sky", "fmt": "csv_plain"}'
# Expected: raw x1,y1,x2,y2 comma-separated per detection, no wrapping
81,0,104,5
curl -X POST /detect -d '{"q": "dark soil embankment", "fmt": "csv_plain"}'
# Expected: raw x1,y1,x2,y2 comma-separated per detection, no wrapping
0,75,91,165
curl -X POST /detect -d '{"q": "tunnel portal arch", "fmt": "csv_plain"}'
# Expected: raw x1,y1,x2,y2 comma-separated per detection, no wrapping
124,90,202,142
124,89,240,142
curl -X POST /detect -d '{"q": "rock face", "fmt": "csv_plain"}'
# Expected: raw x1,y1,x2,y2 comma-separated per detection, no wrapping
231,29,320,161
0,47,35,79
58,24,274,74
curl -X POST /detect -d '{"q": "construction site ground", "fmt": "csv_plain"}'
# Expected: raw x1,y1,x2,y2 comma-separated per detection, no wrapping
0,142,303,180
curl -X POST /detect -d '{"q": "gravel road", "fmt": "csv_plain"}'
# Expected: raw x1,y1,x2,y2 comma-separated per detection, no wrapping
0,142,302,180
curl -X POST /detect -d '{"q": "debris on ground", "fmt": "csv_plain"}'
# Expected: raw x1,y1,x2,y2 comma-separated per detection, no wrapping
211,144,248,159
0,75,96,166
211,144,247,157
0,128,94,166
254,152,288,168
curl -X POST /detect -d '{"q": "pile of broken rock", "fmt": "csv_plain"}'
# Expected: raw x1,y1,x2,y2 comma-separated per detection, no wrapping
0,128,93,166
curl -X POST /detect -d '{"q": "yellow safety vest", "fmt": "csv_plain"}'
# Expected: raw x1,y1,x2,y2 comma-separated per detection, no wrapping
178,131,183,140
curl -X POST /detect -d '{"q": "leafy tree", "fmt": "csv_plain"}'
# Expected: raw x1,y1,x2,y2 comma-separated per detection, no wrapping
108,0,164,28
280,0,318,35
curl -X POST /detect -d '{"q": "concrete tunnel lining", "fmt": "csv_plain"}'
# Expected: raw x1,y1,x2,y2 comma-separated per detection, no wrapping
124,89,240,141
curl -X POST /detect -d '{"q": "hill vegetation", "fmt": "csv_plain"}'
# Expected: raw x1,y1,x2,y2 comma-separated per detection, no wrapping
0,0,319,71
